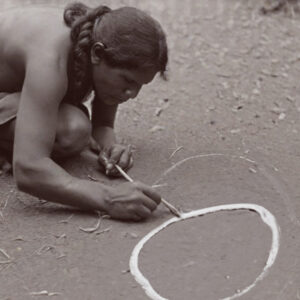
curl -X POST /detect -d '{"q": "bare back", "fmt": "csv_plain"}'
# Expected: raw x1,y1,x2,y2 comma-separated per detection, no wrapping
0,6,71,93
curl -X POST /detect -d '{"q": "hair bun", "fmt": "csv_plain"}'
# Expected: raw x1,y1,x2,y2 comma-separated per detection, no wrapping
64,2,90,26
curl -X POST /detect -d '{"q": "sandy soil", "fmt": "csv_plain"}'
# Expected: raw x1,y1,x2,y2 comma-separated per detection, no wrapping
1,0,300,299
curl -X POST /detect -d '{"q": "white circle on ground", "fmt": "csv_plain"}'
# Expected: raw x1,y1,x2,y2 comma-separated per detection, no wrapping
129,155,280,300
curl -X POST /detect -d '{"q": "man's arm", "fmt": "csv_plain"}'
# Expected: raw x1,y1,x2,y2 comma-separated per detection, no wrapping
13,53,112,211
91,96,133,175
91,96,118,152
12,53,160,220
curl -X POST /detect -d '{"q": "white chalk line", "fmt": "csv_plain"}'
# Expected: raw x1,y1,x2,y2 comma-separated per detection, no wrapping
130,203,280,300
163,153,298,227
153,153,226,186
130,154,281,300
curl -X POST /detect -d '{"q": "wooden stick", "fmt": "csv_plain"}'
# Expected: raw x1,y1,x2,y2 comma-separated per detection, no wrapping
115,164,181,217
160,198,182,218
115,164,133,182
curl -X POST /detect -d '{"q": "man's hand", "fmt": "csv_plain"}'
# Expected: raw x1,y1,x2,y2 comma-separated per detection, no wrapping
98,144,133,177
104,181,161,221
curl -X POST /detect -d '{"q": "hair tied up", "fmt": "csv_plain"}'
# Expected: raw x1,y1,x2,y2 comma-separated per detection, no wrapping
64,2,90,26
63,2,112,104
64,3,111,28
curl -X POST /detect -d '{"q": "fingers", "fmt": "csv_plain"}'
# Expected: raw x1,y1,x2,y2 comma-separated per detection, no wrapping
100,144,133,176
110,203,152,222
109,145,132,169
130,214,143,222
98,150,110,173
130,190,159,218
134,206,152,220
124,203,152,221
110,145,123,160
135,182,161,205
118,145,133,170
140,195,158,212
107,145,122,166
107,182,161,221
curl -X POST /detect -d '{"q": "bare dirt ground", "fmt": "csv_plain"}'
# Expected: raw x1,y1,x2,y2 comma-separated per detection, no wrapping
1,0,300,299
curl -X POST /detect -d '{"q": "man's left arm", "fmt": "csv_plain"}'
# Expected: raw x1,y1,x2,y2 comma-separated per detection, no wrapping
91,97,133,175
91,97,118,152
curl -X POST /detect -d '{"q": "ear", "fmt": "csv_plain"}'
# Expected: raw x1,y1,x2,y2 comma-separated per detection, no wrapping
91,42,106,64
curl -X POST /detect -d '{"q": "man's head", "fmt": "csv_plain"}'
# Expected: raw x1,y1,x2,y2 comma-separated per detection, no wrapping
64,2,168,102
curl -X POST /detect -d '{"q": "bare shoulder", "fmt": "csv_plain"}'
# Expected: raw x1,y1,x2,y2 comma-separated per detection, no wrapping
0,6,71,92
0,6,70,65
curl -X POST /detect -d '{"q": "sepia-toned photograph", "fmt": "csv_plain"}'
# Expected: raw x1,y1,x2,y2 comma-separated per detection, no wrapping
0,0,299,299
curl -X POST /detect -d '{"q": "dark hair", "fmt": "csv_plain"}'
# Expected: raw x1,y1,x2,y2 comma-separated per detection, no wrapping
64,2,168,101
94,7,168,73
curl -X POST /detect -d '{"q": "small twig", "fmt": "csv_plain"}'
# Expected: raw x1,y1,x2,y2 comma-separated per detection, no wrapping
56,253,66,259
55,233,66,240
239,156,256,164
168,133,184,159
0,197,8,211
59,214,74,224
12,236,25,241
249,167,257,173
36,244,65,259
87,175,100,182
79,213,109,233
79,218,101,233
169,146,184,159
0,248,11,260
95,226,112,235
0,248,12,264
30,290,61,296
36,245,55,255
0,260,12,264
152,183,168,189
0,192,12,219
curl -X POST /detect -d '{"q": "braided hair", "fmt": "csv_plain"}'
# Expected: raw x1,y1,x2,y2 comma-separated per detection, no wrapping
64,2,111,102
64,2,168,103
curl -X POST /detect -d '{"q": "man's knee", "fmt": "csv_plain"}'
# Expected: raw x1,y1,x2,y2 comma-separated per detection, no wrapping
54,105,91,157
